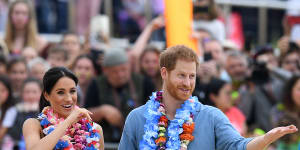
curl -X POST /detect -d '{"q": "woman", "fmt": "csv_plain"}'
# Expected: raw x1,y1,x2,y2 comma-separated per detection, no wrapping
271,75,300,150
71,54,97,107
22,67,104,150
2,77,42,150
0,76,16,145
139,46,162,90
206,78,247,136
4,0,47,55
279,49,300,75
7,57,28,101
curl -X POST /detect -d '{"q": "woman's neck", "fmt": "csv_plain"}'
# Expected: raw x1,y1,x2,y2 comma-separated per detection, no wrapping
15,29,26,37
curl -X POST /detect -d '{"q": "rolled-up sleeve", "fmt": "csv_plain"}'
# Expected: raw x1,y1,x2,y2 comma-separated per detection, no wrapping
214,108,253,150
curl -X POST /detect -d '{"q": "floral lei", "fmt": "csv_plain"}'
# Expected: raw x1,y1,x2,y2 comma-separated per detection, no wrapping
37,106,100,150
140,91,200,150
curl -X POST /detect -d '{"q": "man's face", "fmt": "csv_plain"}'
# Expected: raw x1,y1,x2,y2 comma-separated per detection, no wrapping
162,60,196,101
204,41,224,63
47,53,66,67
103,63,130,88
225,56,248,82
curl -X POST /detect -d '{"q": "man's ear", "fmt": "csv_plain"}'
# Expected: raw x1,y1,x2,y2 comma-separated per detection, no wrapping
161,67,168,80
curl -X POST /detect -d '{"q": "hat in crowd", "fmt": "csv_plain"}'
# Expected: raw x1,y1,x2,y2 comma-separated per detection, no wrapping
102,48,128,67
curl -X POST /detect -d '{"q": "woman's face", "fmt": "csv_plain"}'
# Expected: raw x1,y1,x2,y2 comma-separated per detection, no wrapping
11,2,30,30
9,62,28,88
282,52,300,74
44,77,77,118
0,82,9,106
211,84,232,112
62,35,81,58
22,82,41,103
141,51,159,77
291,79,300,108
73,57,95,85
22,47,38,63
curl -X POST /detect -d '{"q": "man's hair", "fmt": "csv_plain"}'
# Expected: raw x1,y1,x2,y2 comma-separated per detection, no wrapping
159,45,199,71
48,44,68,61
225,50,248,67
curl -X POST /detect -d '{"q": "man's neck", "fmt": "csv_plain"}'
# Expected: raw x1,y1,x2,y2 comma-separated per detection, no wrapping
162,90,184,120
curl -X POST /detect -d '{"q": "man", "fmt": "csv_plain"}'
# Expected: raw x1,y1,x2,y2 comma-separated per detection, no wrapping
225,50,249,86
119,45,298,150
84,48,155,142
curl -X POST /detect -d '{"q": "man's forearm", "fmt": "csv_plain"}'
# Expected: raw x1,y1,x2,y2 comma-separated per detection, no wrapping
246,135,270,150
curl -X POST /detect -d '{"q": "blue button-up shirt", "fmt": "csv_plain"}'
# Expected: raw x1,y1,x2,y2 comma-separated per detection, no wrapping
119,103,253,150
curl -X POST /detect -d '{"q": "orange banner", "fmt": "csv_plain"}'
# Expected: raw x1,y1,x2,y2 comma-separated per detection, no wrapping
164,0,199,55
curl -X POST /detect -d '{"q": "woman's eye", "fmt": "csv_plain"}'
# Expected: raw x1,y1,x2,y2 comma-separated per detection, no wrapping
70,89,77,94
57,91,64,95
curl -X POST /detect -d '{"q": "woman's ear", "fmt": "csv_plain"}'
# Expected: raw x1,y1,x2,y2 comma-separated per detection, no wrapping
209,93,217,103
43,91,49,102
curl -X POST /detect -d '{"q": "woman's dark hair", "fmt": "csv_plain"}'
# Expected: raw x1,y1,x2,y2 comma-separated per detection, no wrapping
70,54,100,75
205,78,227,106
279,49,300,68
139,45,161,75
0,75,15,122
39,67,78,112
283,75,300,111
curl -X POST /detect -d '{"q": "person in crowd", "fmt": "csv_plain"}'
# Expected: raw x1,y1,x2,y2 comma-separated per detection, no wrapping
61,32,82,68
0,38,9,57
70,54,97,107
279,49,300,75
21,47,38,63
139,46,162,90
129,16,164,90
22,67,104,150
270,75,300,150
4,0,47,55
84,48,155,142
46,45,68,68
27,57,50,82
118,45,298,150
192,0,225,43
239,52,284,133
2,78,41,150
7,57,28,101
206,78,247,136
224,50,249,89
0,55,7,76
0,76,16,147
129,15,164,73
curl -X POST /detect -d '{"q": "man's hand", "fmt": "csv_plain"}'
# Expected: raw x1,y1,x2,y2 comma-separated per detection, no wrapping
90,105,124,128
247,125,298,150
263,125,298,145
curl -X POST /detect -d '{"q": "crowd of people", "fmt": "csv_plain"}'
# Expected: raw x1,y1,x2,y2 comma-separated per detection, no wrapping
0,0,299,149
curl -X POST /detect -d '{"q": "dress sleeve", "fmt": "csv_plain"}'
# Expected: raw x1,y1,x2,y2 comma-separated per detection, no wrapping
2,107,17,128
213,108,253,150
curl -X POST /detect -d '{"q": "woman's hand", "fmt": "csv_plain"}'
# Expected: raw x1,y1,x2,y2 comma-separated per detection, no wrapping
65,107,93,125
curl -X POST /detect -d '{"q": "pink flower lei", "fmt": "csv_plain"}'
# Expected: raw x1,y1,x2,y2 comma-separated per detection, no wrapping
38,106,100,150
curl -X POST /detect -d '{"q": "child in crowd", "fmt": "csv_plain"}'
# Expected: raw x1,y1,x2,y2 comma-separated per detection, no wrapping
46,45,68,67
